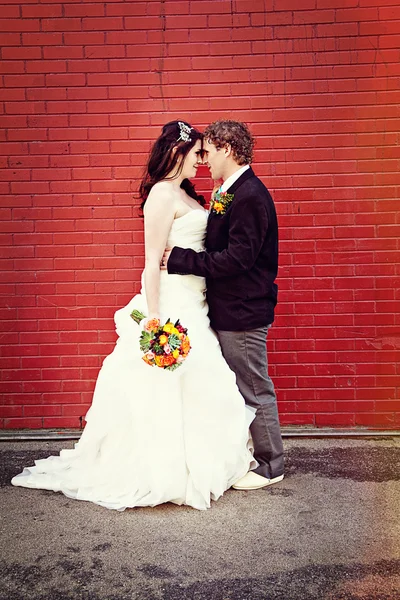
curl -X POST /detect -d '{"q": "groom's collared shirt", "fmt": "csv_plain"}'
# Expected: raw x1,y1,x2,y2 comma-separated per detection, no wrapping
220,164,250,193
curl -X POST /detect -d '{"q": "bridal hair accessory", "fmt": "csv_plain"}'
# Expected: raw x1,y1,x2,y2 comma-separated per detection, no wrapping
210,190,234,215
131,310,191,371
177,121,192,143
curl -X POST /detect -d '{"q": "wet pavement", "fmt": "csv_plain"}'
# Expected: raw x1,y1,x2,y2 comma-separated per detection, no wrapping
1,437,399,600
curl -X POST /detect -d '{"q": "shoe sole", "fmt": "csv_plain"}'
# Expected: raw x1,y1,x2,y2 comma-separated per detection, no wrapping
232,474,284,491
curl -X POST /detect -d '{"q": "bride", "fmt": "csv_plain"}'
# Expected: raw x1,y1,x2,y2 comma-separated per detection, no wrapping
11,120,255,511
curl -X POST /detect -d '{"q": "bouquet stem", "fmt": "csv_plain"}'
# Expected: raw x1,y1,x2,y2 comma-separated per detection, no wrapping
130,309,146,324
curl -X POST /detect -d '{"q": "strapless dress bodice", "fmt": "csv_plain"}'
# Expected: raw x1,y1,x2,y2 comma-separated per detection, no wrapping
140,209,209,308
167,209,208,251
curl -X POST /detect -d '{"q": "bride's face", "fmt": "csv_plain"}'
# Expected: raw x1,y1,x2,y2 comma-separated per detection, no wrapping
180,140,203,179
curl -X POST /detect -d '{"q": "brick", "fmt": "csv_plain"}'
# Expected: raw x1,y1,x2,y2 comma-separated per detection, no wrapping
24,405,62,418
4,418,43,429
49,181,90,194
316,413,356,427
82,17,123,30
84,44,126,60
106,3,147,16
43,417,83,428
64,4,105,17
88,128,129,141
49,127,88,141
5,100,46,114
192,0,231,13
40,18,80,31
67,59,108,73
0,31,20,44
8,128,49,142
88,74,128,88
280,414,315,426
0,18,40,31
125,15,166,30
294,9,335,24
2,46,41,60
22,4,62,17
50,155,89,168
44,46,84,59
27,88,67,102
26,60,67,73
355,413,395,427
22,33,62,46
64,32,105,45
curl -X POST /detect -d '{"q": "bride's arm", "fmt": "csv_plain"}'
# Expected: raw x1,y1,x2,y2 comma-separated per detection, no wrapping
143,184,176,318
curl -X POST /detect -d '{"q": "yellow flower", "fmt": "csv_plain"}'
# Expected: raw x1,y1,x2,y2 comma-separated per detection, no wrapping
164,323,179,335
159,334,168,346
155,355,164,367
213,202,223,213
172,349,179,359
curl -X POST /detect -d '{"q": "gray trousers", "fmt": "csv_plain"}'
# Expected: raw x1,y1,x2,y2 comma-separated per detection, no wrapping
217,326,284,479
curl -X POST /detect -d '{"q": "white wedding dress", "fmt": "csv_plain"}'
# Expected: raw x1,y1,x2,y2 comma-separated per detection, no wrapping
12,210,255,510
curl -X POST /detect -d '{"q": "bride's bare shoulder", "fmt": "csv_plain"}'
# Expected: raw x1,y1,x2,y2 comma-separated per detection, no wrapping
145,182,177,218
148,181,175,198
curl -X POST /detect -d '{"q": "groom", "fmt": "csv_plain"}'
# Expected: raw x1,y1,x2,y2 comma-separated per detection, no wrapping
164,120,284,490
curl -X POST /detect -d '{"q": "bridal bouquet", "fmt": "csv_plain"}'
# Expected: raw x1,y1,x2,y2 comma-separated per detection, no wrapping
130,310,191,371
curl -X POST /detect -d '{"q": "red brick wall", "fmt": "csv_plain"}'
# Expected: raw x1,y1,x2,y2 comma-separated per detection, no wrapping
1,0,399,430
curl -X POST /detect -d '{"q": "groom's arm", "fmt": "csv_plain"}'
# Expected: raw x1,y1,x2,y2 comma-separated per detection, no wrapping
167,195,268,279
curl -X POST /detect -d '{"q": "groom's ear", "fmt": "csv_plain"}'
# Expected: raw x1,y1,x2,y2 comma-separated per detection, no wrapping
223,144,232,158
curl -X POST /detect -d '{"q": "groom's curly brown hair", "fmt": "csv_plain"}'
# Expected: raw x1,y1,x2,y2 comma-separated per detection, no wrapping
204,120,254,165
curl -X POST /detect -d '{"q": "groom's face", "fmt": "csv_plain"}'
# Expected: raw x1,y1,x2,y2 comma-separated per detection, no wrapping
204,138,227,181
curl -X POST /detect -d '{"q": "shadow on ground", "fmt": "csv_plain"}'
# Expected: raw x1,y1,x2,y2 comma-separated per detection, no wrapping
1,556,399,600
3,445,400,488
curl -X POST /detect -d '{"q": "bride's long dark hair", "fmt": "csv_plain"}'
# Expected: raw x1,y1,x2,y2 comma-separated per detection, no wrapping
139,120,205,211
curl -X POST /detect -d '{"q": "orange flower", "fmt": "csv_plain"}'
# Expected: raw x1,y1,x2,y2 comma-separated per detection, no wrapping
181,337,191,354
142,355,154,366
159,334,168,346
163,355,175,366
213,202,223,213
144,318,160,333
155,355,164,367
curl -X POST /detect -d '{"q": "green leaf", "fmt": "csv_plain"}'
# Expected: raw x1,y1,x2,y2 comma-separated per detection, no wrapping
168,334,180,351
139,330,153,352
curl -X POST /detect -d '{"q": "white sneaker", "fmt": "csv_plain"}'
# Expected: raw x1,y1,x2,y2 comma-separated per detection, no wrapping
232,471,284,490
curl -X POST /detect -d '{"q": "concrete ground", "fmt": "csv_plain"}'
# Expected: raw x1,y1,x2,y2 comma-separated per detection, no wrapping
0,437,399,600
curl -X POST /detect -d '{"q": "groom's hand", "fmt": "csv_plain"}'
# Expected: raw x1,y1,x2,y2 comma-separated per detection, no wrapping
160,247,172,270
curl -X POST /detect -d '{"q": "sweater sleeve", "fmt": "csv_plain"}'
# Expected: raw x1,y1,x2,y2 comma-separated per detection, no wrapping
167,195,268,279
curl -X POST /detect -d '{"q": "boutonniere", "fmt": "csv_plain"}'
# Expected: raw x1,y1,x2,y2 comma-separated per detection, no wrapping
210,191,234,215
